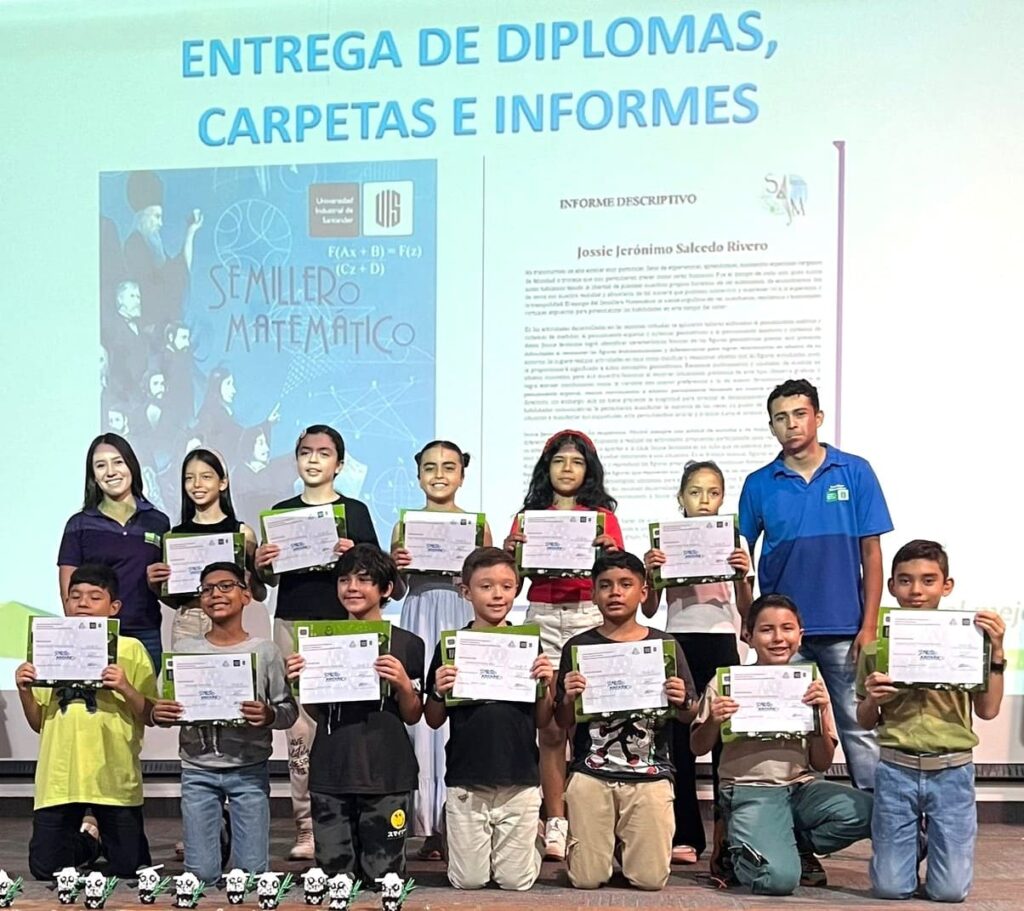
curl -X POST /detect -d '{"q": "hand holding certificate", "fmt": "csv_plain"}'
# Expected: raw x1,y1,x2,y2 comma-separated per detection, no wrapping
162,532,245,596
28,617,118,687
717,664,820,741
649,515,739,588
441,626,541,704
572,639,678,721
293,620,390,703
877,608,989,690
399,511,485,575
260,505,347,574
161,652,257,724
517,510,603,577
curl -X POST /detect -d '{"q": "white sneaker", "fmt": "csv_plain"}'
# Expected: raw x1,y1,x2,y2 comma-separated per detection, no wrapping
544,817,568,861
288,829,315,861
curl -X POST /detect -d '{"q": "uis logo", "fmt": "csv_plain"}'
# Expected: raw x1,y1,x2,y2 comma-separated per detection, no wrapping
363,181,414,236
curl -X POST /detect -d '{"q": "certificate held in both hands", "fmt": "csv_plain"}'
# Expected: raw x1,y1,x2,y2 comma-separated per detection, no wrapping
649,514,740,589
293,620,391,704
399,510,486,575
571,638,678,722
28,616,119,688
517,510,605,578
717,663,821,743
162,532,246,596
440,625,542,706
876,608,990,691
161,652,257,725
260,504,347,574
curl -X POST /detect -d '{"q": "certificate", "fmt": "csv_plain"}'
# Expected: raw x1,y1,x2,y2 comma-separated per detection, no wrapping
649,514,740,588
718,663,820,742
293,620,391,703
162,532,245,596
399,510,485,575
517,510,604,577
441,625,540,705
260,505,347,574
161,652,257,724
28,617,118,687
571,638,677,721
877,608,989,690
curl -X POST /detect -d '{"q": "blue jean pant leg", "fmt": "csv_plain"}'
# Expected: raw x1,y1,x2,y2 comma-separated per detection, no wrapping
870,761,923,899
790,779,873,855
795,636,879,789
181,767,229,885
922,763,976,903
721,785,801,896
223,763,272,877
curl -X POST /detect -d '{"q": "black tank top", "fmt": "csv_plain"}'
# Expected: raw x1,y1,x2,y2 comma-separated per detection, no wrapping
173,515,242,535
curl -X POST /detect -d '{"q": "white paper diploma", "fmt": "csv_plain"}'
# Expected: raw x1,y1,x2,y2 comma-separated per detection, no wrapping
577,639,668,715
263,506,339,574
31,617,110,683
164,533,238,595
728,665,816,736
656,516,736,581
885,610,985,687
298,633,381,704
519,510,597,572
402,511,480,573
450,630,539,702
169,653,255,723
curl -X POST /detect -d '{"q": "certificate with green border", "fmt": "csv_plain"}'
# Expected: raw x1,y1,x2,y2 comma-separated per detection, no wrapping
398,510,485,576
292,619,391,700
28,617,119,688
571,638,678,722
717,663,821,743
648,514,741,589
516,510,605,578
440,624,543,706
876,608,990,692
161,531,246,598
259,504,347,573
161,651,258,726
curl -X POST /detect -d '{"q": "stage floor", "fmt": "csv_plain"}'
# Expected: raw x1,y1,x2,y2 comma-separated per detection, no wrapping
0,818,1019,909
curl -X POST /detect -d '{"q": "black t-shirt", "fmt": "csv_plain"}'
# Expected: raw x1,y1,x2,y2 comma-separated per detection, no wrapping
308,626,424,795
556,627,695,783
425,625,540,789
271,494,380,621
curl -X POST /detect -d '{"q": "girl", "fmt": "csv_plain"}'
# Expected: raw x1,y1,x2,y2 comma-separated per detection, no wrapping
146,449,264,647
502,429,623,860
390,440,492,858
58,433,170,673
642,460,752,866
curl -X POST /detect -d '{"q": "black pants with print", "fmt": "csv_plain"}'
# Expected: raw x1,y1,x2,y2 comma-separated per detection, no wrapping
311,791,410,884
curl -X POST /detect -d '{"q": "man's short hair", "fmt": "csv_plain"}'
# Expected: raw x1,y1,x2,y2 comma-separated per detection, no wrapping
333,545,397,604
461,546,519,584
69,563,120,599
200,561,246,584
744,593,803,636
591,549,646,582
767,378,820,416
891,539,950,579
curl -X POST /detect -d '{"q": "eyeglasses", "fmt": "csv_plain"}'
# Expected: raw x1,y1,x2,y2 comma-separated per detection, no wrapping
198,581,245,596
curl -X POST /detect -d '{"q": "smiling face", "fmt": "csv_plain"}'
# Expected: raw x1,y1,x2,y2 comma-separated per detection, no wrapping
336,570,390,619
679,467,724,517
66,582,120,618
199,569,249,621
769,394,823,455
462,562,518,625
549,443,586,499
184,455,227,509
417,445,463,506
888,558,954,610
592,566,647,621
297,432,341,489
749,606,803,665
92,442,134,501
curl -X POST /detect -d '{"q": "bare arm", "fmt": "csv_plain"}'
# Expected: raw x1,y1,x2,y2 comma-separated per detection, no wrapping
15,664,42,732
973,612,1006,721
58,566,75,611
855,536,883,658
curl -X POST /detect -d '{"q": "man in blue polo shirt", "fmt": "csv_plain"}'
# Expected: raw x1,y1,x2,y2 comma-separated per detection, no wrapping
739,378,892,790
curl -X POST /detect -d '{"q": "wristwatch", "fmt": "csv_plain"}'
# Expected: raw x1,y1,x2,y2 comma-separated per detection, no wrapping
429,689,446,703
990,659,1007,674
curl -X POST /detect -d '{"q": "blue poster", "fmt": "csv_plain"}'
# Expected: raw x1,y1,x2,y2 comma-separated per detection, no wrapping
99,160,437,541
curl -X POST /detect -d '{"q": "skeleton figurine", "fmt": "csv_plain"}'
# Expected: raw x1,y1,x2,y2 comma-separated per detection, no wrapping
173,873,205,909
254,872,293,910
137,866,171,905
301,868,329,906
376,874,415,911
326,874,362,911
223,869,251,906
0,870,24,909
54,867,82,905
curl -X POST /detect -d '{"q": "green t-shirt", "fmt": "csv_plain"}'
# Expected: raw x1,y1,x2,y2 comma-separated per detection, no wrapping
856,641,977,754
33,635,157,809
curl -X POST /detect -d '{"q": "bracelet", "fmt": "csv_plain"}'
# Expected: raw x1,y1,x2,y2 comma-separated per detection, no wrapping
429,689,446,703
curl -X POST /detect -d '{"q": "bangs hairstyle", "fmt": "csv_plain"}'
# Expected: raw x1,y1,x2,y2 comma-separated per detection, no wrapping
181,449,238,526
591,549,646,582
522,431,617,511
199,561,246,584
414,440,471,476
677,460,725,498
767,378,820,417
295,424,345,461
83,433,145,509
891,539,950,580
69,563,120,599
333,544,398,604
461,546,519,585
744,593,803,636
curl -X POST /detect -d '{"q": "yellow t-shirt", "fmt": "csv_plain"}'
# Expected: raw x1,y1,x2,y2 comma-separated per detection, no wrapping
33,635,157,809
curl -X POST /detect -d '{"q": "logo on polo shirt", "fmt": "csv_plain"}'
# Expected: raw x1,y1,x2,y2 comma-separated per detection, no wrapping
144,531,162,547
825,484,850,503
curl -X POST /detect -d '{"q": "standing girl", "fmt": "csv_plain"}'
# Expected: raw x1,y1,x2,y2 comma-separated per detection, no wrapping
58,433,171,672
642,460,752,866
390,440,492,858
502,429,623,860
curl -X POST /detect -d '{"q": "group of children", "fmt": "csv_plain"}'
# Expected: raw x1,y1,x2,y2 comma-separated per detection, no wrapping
31,390,1005,903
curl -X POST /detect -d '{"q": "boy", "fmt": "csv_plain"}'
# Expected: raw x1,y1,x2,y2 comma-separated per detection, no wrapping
16,564,157,880
691,593,873,895
285,545,424,883
739,378,892,789
556,550,695,891
857,540,1004,902
255,424,380,860
152,562,298,884
425,547,554,891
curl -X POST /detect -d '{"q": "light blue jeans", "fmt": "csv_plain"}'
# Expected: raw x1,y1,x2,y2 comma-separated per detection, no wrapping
794,636,879,789
870,760,976,903
181,762,271,884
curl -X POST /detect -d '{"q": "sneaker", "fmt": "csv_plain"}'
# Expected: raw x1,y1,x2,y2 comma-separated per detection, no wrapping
799,852,827,887
543,817,568,861
671,844,699,864
288,829,315,861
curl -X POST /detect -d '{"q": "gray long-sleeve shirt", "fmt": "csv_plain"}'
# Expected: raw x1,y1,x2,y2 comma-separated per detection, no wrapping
174,636,298,769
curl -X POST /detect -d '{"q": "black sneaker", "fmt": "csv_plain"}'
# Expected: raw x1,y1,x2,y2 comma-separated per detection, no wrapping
799,852,827,887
